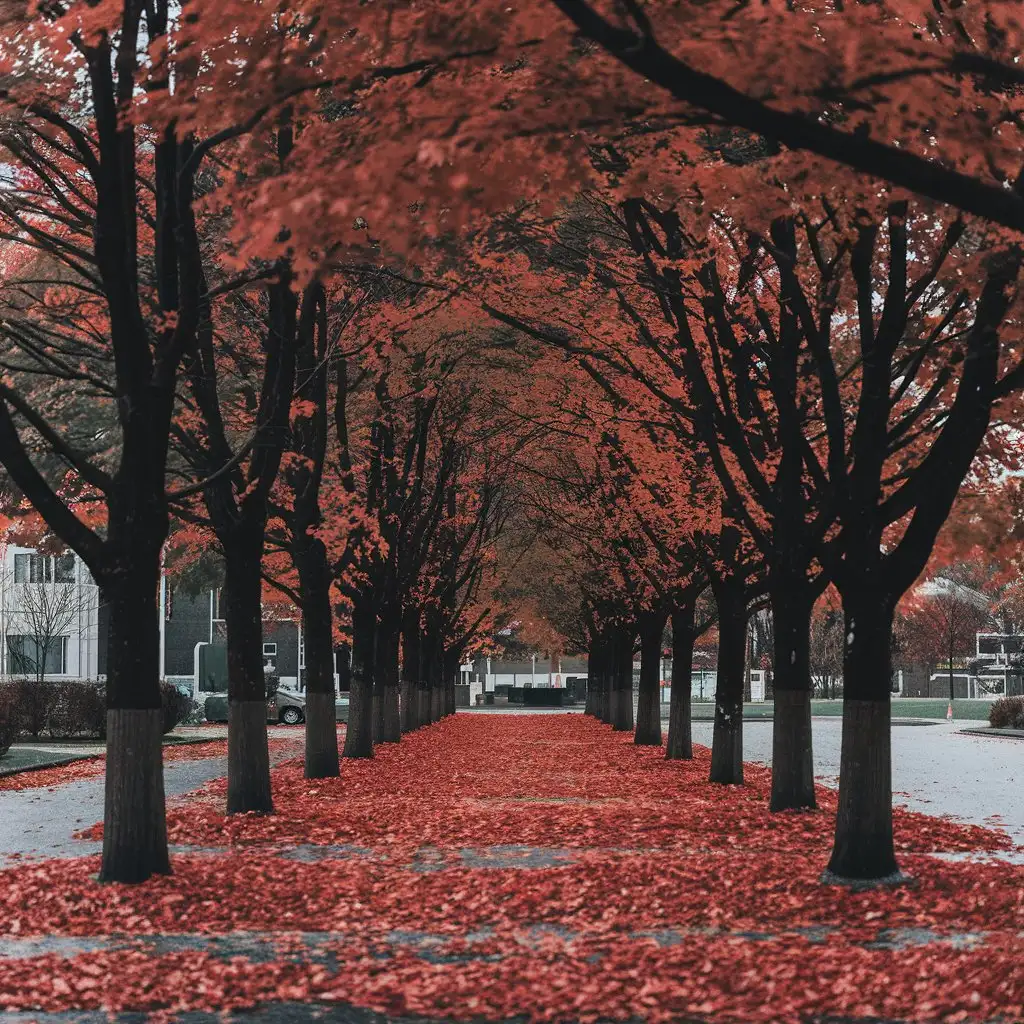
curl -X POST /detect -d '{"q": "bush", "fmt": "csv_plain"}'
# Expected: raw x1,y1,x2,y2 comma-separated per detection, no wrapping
0,679,197,740
0,685,18,756
11,678,58,738
160,680,197,734
989,695,1024,730
47,681,105,738
265,672,280,701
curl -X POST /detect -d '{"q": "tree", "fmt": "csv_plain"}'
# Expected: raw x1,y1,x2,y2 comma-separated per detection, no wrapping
903,566,993,704
12,562,78,689
547,1,1024,231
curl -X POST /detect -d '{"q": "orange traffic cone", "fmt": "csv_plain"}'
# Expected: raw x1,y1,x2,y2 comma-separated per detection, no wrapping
946,701,953,721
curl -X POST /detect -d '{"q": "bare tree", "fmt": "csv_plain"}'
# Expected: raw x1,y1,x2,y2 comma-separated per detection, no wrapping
905,565,992,704
12,564,78,686
809,595,844,700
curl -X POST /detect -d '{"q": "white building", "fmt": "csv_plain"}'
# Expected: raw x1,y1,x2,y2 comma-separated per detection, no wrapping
0,544,101,680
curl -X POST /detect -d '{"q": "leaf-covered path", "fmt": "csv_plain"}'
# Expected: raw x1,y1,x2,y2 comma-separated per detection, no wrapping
0,714,1020,1023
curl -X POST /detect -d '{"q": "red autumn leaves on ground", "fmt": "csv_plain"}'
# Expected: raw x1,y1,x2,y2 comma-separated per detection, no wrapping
0,715,1021,1023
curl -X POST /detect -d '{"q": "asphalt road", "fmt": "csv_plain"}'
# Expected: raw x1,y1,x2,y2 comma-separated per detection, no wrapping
690,717,1023,845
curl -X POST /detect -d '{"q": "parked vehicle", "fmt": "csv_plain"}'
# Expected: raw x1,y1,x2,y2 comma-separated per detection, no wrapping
203,690,350,724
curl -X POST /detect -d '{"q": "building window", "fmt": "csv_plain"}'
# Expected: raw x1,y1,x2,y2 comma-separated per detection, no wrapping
263,642,278,658
6,635,68,675
12,554,73,584
298,637,305,670
54,554,75,584
14,553,52,583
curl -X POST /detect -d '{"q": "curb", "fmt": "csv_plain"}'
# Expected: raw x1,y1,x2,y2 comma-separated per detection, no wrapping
959,726,1024,739
0,735,220,779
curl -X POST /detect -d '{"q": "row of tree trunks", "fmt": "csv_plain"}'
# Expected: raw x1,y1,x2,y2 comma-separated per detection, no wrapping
342,603,462,759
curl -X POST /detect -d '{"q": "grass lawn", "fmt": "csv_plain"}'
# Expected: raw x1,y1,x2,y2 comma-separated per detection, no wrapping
688,698,994,721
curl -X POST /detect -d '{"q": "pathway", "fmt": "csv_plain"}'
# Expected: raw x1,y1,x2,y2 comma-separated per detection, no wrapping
0,715,1019,1023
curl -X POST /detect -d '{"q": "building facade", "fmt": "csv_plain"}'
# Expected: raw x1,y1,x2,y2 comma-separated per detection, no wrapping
0,544,101,680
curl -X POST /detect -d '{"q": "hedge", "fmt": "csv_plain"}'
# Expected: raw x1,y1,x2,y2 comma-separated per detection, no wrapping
988,695,1024,730
0,680,197,746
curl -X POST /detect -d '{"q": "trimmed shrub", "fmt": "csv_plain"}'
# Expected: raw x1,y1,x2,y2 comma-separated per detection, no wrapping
265,672,280,701
160,680,197,734
989,695,1024,730
0,684,18,756
11,678,57,738
47,681,106,739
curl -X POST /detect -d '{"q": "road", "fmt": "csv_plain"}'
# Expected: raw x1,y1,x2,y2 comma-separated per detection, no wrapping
695,717,1023,843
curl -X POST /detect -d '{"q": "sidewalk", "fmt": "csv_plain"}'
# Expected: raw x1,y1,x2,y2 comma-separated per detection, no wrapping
0,715,1019,1023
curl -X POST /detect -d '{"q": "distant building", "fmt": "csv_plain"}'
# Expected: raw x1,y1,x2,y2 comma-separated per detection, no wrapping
0,544,101,680
99,583,303,696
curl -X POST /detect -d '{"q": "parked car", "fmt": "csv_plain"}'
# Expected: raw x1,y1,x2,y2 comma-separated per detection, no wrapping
203,690,350,725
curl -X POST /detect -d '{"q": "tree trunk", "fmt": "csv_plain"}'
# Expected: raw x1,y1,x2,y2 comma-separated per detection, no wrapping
666,603,694,760
444,651,458,716
224,542,272,815
400,607,420,733
635,610,665,745
343,600,375,758
826,595,901,882
710,584,746,785
595,632,611,723
425,634,443,723
374,609,401,743
769,585,816,810
612,625,634,731
416,630,433,728
585,635,598,717
99,552,170,884
297,537,339,780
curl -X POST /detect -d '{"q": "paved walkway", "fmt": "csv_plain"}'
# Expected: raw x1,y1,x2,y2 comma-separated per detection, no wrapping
690,718,1024,845
0,758,230,864
0,715,1019,1023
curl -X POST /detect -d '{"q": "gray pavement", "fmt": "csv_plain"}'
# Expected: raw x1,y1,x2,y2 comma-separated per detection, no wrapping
690,717,1024,845
0,757,231,864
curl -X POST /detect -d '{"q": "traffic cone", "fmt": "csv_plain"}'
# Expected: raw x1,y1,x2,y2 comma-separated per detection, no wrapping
946,701,953,721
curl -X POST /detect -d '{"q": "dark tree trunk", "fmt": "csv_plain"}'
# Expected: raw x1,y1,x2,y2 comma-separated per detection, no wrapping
224,537,272,815
598,626,610,724
423,630,443,724
769,584,816,810
666,603,694,760
296,537,339,780
374,607,401,743
343,600,376,758
99,544,170,884
613,625,635,732
710,583,747,785
444,651,458,716
585,634,598,717
416,630,433,728
337,643,351,692
826,594,901,882
635,610,665,745
595,631,611,723
400,607,420,733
